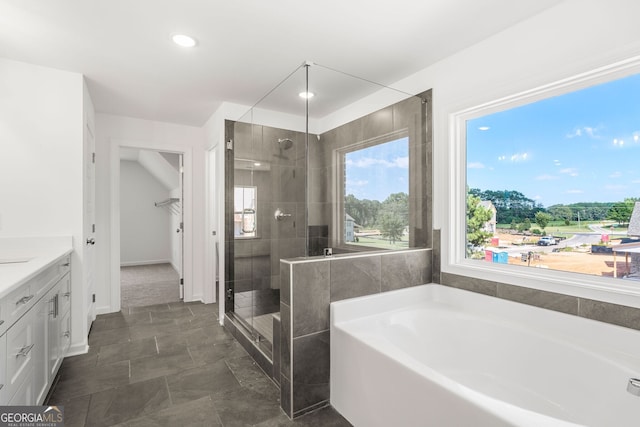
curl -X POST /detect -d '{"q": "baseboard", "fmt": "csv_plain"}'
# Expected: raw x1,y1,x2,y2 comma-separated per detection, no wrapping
96,305,116,315
67,342,90,357
120,259,172,267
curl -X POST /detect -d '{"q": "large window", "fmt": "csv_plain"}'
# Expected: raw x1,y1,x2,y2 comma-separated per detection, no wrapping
465,71,640,282
340,135,409,250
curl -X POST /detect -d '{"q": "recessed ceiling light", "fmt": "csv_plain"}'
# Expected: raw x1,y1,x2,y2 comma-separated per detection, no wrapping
172,34,197,48
298,91,315,99
253,162,261,167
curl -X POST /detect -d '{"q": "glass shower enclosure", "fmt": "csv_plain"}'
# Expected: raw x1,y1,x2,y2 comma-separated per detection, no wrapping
224,62,430,360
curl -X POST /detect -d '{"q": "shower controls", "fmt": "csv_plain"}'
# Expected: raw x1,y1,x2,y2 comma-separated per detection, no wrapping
274,208,292,221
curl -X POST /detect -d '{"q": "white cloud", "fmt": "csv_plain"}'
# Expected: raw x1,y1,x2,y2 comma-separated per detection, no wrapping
559,168,579,177
346,156,408,169
609,171,622,178
510,152,528,162
604,184,627,191
497,152,528,162
567,126,599,139
467,162,485,169
632,179,640,184
347,180,368,187
533,195,542,200
535,174,558,181
566,189,584,194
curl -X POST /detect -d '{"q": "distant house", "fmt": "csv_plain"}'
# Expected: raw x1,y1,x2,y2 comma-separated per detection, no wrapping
479,200,497,235
613,202,640,278
345,214,356,242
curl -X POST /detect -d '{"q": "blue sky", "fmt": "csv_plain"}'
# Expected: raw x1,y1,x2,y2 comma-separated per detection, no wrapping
345,137,408,201
467,73,640,207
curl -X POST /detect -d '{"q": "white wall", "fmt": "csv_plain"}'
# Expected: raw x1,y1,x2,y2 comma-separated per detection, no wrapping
95,113,206,314
397,0,640,304
0,57,91,353
119,160,171,265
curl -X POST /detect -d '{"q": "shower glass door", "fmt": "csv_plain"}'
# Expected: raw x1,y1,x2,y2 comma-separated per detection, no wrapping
228,65,308,356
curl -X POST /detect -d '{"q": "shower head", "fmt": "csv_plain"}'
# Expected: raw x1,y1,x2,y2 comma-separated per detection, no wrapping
277,138,293,150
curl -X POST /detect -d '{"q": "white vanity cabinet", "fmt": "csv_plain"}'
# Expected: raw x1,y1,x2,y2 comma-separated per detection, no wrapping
0,333,6,402
0,253,71,405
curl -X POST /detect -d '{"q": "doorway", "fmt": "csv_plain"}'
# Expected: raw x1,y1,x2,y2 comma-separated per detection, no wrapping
118,148,184,308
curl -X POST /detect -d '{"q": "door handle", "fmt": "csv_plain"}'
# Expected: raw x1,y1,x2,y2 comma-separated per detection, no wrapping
86,238,95,245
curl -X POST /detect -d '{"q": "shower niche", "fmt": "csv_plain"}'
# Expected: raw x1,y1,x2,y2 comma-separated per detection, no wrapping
224,62,431,370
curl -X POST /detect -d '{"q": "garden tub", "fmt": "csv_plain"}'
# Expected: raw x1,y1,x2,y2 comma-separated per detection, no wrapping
330,284,640,426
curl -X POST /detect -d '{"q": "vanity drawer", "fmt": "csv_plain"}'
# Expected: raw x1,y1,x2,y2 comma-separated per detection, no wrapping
5,310,36,400
33,255,71,303
5,282,35,330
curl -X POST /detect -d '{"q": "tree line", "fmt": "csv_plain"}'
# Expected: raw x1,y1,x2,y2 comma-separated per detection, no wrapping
469,187,639,226
345,192,409,243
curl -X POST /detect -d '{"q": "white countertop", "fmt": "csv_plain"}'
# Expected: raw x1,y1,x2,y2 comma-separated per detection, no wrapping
0,236,73,300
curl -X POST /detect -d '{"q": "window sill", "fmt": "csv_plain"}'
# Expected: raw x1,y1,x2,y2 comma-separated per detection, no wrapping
443,259,640,310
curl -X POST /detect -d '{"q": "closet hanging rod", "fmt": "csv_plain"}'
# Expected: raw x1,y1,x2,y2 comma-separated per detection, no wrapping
154,197,180,207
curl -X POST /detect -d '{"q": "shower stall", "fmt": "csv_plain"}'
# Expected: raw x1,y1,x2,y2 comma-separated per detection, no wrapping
224,62,431,365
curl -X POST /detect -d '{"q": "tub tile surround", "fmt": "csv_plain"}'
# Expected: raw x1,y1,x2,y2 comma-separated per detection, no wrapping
440,272,640,331
280,248,432,417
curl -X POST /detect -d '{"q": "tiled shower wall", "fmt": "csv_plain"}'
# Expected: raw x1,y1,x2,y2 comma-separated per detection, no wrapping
279,248,432,418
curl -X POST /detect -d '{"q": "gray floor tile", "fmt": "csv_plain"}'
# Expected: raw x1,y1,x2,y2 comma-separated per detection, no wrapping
129,347,196,384
166,360,241,405
253,406,352,426
53,360,130,400
46,393,90,427
128,319,182,341
150,306,195,322
50,294,351,427
97,336,158,366
127,396,222,427
88,326,131,347
86,377,171,427
226,355,269,385
128,303,172,314
211,378,282,427
189,340,248,366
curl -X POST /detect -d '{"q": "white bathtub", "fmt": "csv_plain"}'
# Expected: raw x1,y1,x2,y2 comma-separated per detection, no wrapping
330,284,640,427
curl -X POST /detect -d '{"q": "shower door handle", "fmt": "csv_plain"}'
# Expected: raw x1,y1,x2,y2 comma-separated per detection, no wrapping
274,208,292,221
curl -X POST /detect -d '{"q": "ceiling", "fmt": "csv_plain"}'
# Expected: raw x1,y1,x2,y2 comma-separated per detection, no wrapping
0,0,563,126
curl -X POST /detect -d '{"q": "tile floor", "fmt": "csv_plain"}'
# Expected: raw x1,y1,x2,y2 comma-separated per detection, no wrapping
46,301,351,427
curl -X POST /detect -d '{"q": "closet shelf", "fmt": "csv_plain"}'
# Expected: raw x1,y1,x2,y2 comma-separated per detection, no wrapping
155,198,181,215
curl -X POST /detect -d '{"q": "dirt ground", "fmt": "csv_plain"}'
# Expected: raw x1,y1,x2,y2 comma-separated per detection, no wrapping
507,250,629,277
494,232,629,277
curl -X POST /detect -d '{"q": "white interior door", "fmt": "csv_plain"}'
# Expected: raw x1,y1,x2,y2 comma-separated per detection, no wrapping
178,154,184,299
84,119,96,330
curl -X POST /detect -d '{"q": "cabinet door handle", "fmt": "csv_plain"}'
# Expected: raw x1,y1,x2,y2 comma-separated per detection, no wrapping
63,292,71,298
63,331,70,338
16,343,35,358
0,384,3,390
0,320,4,326
16,295,34,306
62,262,70,267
